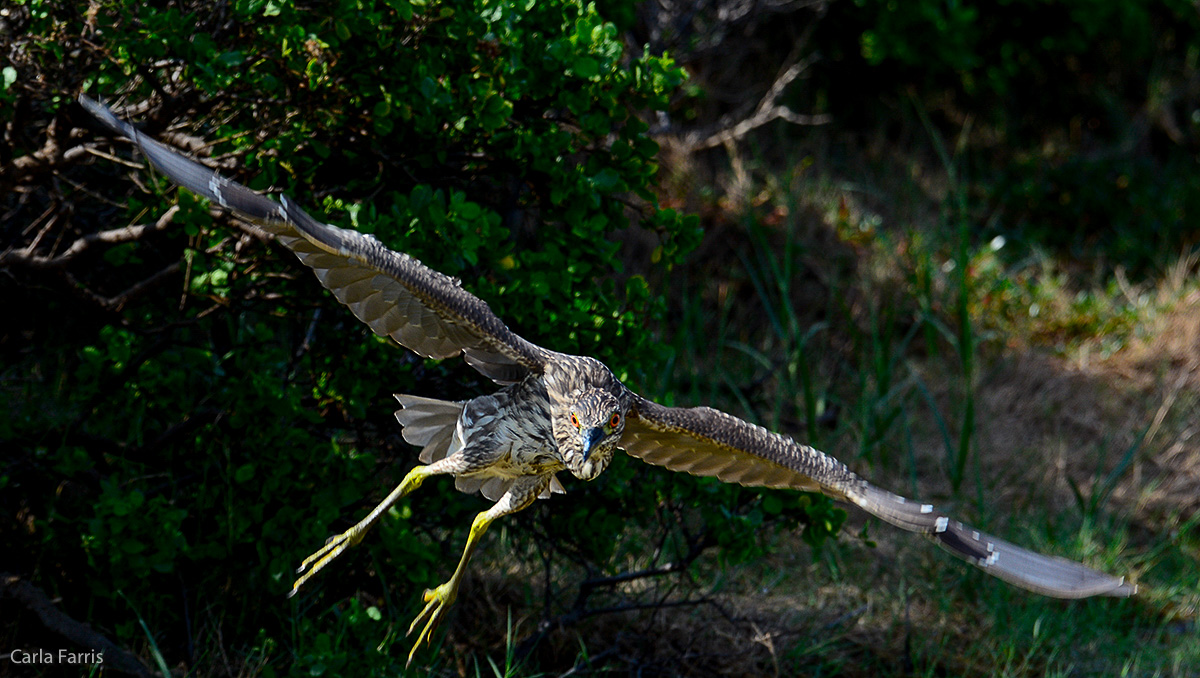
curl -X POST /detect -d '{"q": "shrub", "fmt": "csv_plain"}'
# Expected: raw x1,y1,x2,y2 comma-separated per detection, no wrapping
3,0,845,673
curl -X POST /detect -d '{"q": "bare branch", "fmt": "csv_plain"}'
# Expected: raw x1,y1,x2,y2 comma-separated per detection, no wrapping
689,104,831,151
651,1,831,151
0,119,100,189
668,50,829,151
575,561,692,596
0,205,180,270
1,573,157,678
104,260,182,312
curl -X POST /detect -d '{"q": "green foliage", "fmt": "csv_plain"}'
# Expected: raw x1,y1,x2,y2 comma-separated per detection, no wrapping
1,0,854,674
8,0,1180,674
814,0,1200,282
991,153,1200,278
846,0,1197,105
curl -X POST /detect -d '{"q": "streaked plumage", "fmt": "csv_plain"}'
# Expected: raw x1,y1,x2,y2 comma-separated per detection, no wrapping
79,95,1136,662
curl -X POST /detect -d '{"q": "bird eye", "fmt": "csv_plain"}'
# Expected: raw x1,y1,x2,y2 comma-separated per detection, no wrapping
570,412,580,429
609,413,620,428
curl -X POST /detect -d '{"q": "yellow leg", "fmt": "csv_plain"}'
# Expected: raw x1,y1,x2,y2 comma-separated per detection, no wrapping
289,464,433,596
406,510,495,667
403,476,545,667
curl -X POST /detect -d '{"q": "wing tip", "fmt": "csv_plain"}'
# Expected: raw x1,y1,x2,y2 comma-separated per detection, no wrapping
78,94,136,139
854,485,1136,600
1110,576,1139,598
942,522,1137,600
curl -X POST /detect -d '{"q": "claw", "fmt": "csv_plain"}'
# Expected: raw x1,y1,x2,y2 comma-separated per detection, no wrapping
405,582,457,667
290,529,361,595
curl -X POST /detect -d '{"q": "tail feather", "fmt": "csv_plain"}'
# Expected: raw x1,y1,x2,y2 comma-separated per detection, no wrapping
394,394,464,463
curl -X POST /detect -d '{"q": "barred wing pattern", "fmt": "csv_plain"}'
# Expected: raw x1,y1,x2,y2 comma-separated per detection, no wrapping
78,95,545,383
624,396,1136,599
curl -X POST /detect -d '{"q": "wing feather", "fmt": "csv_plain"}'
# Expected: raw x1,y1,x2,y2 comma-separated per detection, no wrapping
313,265,374,289
79,95,546,382
624,395,1135,599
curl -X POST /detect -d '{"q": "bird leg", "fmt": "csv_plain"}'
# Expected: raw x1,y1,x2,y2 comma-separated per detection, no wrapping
405,476,545,667
290,463,441,596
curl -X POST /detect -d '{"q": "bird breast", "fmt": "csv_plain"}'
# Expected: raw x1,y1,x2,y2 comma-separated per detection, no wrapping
457,387,562,479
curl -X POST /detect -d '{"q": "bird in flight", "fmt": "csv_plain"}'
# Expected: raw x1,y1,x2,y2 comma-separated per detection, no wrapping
79,94,1135,664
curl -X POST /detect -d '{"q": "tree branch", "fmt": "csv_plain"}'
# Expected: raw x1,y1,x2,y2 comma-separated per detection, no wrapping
679,53,829,151
0,205,180,270
657,3,831,151
0,573,157,678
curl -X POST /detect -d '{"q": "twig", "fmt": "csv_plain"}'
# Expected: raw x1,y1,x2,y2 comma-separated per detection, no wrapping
515,529,716,661
0,205,180,270
659,3,831,151
61,260,181,313
679,53,829,151
558,646,619,676
581,596,715,619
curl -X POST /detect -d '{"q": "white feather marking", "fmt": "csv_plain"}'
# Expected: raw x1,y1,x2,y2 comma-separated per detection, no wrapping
209,175,228,207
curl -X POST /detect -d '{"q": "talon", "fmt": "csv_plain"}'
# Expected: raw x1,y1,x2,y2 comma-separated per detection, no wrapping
405,582,457,666
290,530,358,593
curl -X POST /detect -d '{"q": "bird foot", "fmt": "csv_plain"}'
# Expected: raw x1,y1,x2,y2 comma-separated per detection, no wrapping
406,582,458,667
288,528,363,596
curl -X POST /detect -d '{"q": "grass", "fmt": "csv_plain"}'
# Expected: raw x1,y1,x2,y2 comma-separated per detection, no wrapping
451,127,1200,676
128,131,1198,677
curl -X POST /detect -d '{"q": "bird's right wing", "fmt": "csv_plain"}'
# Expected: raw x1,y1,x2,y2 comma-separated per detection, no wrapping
79,95,547,383
623,395,1136,599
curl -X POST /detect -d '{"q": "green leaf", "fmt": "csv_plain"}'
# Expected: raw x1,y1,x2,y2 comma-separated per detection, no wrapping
392,0,413,21
762,494,783,515
235,463,256,483
217,51,245,68
591,167,621,192
573,56,599,78
457,201,481,220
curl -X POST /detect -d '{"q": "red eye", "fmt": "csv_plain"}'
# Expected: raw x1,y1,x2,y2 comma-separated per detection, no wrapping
609,413,621,428
570,413,580,429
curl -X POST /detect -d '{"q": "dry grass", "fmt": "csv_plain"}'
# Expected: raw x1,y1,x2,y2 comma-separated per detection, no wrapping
469,132,1200,675
395,119,1200,676
427,266,1198,675
1104,289,1200,519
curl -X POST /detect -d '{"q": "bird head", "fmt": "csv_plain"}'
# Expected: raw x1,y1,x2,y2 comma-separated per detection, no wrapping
560,389,624,481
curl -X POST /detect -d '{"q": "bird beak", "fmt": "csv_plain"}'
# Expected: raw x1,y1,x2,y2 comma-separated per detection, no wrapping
582,427,605,458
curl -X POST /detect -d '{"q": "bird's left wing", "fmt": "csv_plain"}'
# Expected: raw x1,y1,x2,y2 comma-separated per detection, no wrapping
622,394,1136,599
79,95,546,383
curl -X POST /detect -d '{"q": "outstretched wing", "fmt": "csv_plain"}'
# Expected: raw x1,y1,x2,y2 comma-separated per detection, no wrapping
622,395,1135,599
79,95,546,383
